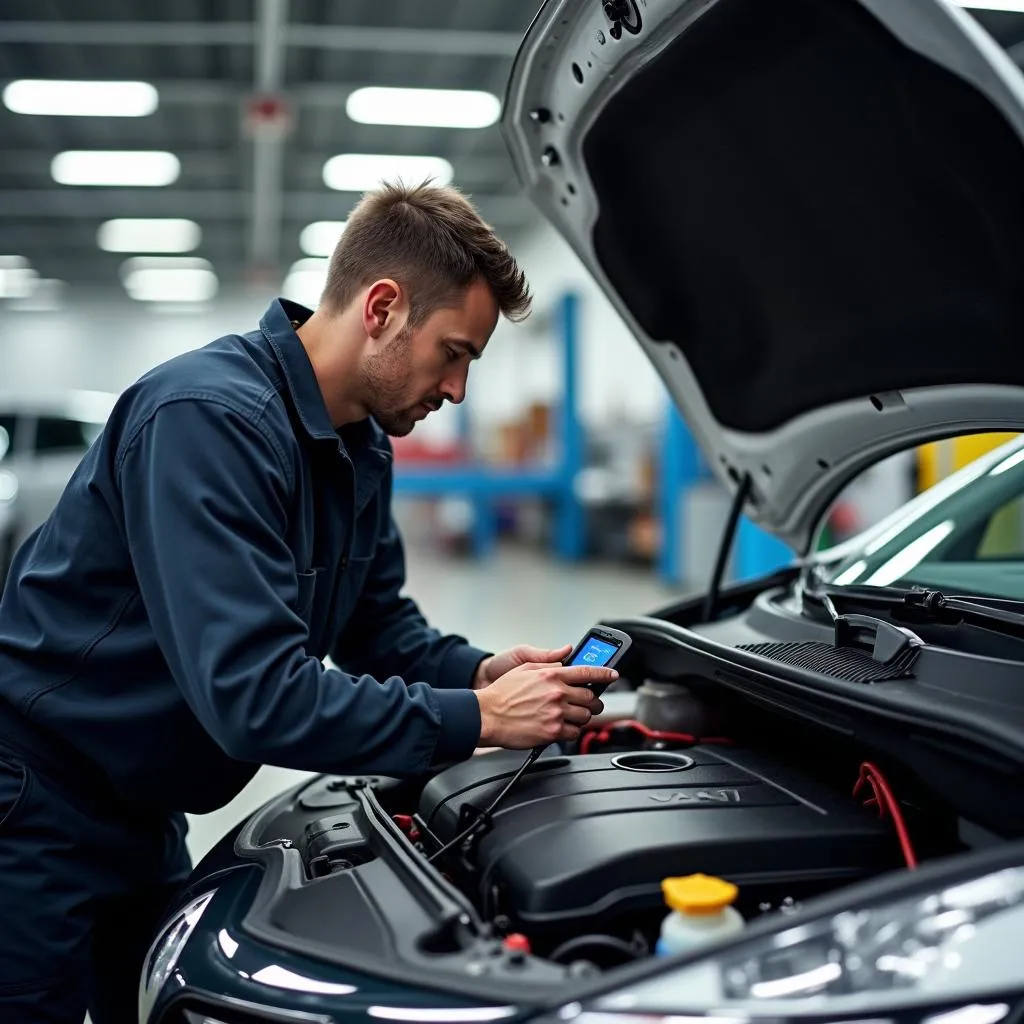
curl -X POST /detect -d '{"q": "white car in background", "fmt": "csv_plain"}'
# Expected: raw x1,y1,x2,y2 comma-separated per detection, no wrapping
0,391,115,586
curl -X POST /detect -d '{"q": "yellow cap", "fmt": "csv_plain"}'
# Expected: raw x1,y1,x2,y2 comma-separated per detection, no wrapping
661,874,738,915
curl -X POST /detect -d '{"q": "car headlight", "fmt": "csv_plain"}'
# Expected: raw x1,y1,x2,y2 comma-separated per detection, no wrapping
138,889,216,1020
579,865,1024,1020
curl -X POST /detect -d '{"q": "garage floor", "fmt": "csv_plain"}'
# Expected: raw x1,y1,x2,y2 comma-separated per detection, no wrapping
184,542,678,863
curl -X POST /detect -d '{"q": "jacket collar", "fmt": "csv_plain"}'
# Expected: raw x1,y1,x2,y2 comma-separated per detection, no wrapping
259,297,339,444
257,299,393,499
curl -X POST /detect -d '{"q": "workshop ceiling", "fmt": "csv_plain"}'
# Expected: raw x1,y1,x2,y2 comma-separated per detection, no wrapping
0,2,1022,301
0,0,544,297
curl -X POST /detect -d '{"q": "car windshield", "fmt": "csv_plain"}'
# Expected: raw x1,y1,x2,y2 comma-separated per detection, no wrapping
823,437,1024,601
0,414,16,462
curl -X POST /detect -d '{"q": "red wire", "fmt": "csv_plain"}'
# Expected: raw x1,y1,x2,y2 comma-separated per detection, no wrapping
579,719,733,755
854,761,918,869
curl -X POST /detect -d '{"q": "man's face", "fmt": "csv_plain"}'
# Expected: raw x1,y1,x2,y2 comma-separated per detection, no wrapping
359,278,499,437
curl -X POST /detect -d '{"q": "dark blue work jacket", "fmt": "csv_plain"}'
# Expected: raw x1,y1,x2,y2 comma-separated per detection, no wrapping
0,299,485,814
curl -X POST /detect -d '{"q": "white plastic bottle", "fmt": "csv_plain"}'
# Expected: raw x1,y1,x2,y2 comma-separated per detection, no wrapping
655,874,745,956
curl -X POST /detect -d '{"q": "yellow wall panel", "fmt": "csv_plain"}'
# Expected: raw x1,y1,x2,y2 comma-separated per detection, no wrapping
917,433,1020,492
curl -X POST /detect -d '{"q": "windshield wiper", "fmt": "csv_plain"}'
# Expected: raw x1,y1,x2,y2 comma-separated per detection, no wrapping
808,580,1024,642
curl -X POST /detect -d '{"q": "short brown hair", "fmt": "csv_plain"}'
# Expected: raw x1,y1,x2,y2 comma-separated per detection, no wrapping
321,180,531,325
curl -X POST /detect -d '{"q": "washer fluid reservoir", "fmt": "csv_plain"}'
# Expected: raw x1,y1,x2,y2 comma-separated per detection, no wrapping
655,873,744,956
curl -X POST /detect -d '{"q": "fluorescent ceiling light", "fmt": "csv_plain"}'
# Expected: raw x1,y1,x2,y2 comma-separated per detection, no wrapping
125,269,217,303
121,256,217,303
346,87,500,129
282,258,329,308
120,256,212,278
323,153,454,192
7,278,65,313
51,151,180,187
953,1,1024,11
97,218,201,253
2,79,158,117
0,256,38,299
299,221,346,258
0,471,17,502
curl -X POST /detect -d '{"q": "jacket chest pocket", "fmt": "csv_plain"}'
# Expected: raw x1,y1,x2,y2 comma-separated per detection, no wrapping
328,505,379,626
349,505,380,562
329,552,373,630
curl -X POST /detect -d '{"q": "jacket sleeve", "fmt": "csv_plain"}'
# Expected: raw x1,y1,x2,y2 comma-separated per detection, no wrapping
117,397,481,775
329,469,491,691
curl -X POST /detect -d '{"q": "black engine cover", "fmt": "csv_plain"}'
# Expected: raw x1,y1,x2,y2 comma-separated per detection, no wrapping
419,747,897,931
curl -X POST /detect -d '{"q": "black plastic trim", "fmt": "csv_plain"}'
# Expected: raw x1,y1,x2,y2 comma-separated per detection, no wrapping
737,638,919,683
232,777,569,1003
608,615,1024,763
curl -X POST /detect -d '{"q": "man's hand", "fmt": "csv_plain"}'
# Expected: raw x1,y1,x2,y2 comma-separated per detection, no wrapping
474,663,615,749
473,644,572,689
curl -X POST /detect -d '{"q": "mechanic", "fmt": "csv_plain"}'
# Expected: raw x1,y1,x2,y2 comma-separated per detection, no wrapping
0,182,614,1023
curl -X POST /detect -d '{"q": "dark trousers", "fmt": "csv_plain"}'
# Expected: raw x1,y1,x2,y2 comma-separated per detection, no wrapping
0,742,191,1023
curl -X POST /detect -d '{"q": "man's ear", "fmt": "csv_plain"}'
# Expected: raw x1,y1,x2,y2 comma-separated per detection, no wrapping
362,279,402,340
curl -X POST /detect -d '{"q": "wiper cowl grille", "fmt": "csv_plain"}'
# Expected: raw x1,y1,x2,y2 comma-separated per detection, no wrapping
737,639,920,684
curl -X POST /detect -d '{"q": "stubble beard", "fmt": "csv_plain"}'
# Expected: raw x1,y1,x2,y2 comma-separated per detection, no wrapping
359,326,419,437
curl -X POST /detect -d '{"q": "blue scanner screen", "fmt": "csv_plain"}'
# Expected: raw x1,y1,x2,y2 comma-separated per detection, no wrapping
570,637,619,666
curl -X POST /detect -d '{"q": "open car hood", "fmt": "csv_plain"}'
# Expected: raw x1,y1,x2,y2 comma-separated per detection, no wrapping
502,0,1024,552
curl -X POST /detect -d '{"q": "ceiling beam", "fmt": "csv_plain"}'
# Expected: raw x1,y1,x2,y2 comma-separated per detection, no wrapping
249,0,289,270
287,24,519,57
0,218,533,246
0,152,516,184
0,21,521,57
0,189,535,224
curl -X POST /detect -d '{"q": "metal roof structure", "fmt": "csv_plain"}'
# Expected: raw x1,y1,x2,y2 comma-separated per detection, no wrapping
0,0,543,301
0,2,1022,304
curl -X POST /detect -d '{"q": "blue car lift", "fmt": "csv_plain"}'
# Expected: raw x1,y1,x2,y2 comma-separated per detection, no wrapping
393,287,789,580
392,292,586,560
658,405,792,586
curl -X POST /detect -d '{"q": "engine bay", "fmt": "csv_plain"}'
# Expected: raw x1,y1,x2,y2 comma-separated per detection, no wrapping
359,674,954,973
240,656,971,981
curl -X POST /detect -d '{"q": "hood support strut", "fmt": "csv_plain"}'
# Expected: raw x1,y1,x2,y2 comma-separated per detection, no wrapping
703,472,752,622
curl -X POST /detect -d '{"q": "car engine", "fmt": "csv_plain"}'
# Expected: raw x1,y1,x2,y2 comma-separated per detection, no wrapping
415,740,901,960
